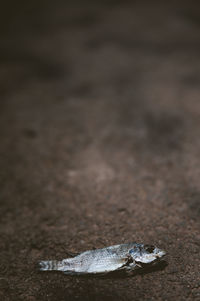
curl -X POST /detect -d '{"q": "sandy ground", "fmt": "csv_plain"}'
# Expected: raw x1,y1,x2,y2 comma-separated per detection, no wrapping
0,1,200,300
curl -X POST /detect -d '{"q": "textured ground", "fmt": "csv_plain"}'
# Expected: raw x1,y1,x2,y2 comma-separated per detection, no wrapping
0,1,200,300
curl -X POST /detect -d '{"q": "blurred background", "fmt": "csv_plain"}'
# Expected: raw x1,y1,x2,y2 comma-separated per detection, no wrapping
0,1,200,300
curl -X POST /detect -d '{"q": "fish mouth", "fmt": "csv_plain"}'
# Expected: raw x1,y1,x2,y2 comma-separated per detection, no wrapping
135,249,166,267
157,249,166,258
136,258,164,268
153,250,167,265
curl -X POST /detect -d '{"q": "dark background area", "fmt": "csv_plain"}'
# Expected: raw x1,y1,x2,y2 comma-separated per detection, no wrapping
0,1,200,300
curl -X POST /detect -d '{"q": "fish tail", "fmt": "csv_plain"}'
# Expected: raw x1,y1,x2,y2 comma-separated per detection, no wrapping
39,260,64,271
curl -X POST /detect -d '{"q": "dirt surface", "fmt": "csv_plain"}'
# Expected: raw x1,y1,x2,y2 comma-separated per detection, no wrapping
0,1,200,300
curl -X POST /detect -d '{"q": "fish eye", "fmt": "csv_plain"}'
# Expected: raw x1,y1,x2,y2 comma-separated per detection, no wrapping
145,245,155,253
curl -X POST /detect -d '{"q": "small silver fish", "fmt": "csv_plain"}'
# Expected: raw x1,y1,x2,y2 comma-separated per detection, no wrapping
39,243,166,275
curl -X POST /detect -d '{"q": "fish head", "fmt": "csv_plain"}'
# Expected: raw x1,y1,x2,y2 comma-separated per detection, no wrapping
129,244,166,264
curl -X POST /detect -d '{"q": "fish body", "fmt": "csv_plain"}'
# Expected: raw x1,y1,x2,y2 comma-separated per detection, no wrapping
39,242,166,275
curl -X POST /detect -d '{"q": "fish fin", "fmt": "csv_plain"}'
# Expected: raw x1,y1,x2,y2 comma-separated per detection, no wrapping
65,250,80,257
117,254,137,271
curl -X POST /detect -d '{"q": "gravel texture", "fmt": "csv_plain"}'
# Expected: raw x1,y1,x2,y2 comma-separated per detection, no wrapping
0,1,200,300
